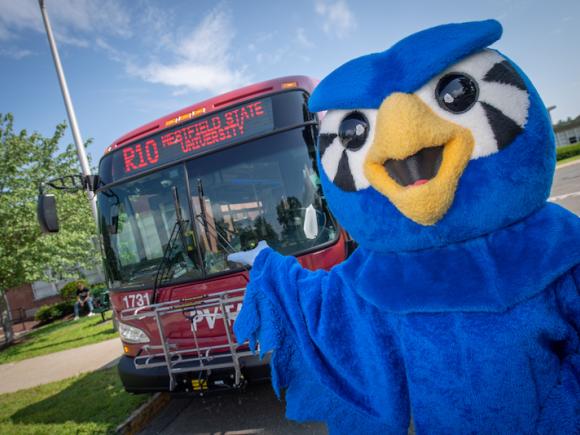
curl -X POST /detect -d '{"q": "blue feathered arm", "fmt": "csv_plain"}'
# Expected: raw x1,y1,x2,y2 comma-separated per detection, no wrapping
234,248,410,433
233,206,580,433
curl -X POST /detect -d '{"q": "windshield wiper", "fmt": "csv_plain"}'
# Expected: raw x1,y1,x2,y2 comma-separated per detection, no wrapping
172,186,191,256
195,178,250,272
151,186,189,304
196,178,211,238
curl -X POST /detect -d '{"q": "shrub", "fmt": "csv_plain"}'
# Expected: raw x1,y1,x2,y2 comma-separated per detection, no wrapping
50,304,63,319
556,143,580,161
60,279,88,302
35,305,54,324
54,301,74,316
35,304,59,324
34,302,74,324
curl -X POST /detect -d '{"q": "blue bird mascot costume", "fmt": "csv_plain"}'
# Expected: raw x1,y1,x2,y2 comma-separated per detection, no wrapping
230,20,580,434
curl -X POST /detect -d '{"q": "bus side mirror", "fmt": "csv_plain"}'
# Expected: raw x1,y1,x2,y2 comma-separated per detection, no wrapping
38,193,60,233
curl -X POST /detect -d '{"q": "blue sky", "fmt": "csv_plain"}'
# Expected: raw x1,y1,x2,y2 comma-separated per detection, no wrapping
1,0,578,163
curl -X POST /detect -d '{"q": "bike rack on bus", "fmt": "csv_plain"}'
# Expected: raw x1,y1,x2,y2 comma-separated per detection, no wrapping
119,288,256,392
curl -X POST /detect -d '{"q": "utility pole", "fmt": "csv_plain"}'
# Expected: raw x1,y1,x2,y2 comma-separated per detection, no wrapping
0,290,13,346
547,105,557,125
38,0,99,223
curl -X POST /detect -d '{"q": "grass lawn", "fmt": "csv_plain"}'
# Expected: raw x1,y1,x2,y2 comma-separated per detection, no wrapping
0,366,150,434
0,313,118,365
557,153,580,166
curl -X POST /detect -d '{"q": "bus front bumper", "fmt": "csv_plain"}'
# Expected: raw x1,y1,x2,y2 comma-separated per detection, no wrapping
117,353,271,394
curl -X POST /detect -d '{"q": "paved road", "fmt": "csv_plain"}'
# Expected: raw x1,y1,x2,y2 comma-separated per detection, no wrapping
0,338,122,394
140,383,327,435
143,160,579,435
549,160,580,215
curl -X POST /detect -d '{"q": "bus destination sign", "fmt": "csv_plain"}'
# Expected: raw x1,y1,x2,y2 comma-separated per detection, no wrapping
117,99,274,177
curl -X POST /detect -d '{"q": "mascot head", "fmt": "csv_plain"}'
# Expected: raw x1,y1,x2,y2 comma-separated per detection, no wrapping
309,20,555,252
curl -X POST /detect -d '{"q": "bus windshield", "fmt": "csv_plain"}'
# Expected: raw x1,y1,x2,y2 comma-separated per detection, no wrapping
188,127,338,274
98,165,202,290
98,126,338,290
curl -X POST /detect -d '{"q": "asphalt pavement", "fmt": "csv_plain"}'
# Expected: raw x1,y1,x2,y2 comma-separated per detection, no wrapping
140,383,327,435
549,160,580,215
141,160,580,435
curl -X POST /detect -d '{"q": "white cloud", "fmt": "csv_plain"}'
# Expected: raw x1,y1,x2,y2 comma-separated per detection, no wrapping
132,6,250,94
0,0,42,40
0,0,248,94
253,45,291,66
133,3,176,53
296,27,314,48
1,1,251,96
0,0,131,46
95,37,125,63
314,0,356,39
0,47,34,59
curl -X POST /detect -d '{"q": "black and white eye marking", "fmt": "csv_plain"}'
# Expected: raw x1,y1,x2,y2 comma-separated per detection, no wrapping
318,109,377,191
416,49,530,158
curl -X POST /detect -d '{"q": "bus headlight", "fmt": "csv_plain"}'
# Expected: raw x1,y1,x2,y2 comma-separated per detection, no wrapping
118,322,150,344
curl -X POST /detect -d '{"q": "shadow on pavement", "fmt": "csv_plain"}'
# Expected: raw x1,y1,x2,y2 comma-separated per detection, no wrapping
141,382,327,435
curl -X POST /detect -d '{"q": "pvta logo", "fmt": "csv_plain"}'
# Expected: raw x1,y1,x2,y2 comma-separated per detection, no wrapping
190,303,243,331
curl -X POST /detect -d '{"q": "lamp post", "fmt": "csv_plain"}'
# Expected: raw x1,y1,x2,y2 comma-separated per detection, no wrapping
38,0,99,224
547,105,557,124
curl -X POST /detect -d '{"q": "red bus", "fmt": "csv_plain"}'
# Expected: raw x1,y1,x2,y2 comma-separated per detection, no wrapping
91,76,348,393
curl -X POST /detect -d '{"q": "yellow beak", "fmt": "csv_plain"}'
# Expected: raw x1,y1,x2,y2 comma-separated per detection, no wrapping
364,93,474,226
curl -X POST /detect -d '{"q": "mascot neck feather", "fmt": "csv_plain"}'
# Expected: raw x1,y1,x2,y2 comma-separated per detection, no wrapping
310,20,556,253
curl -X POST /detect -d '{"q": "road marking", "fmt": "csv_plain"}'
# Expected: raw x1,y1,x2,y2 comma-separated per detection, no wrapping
549,191,580,202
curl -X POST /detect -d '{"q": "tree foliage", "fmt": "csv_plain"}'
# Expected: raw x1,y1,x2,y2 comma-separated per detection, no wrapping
0,113,100,292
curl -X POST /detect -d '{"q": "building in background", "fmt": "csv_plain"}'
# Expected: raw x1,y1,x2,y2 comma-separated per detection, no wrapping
554,115,580,147
5,265,105,322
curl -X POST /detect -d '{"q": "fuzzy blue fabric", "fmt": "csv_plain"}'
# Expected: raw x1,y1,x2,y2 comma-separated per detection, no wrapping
317,75,555,252
310,20,555,252
234,19,579,434
308,20,502,112
235,204,580,433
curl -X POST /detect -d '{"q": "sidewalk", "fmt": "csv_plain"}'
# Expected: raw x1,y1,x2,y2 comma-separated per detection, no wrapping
0,337,123,394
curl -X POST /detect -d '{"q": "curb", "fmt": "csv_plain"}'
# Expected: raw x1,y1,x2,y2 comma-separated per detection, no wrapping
556,158,580,169
116,392,171,435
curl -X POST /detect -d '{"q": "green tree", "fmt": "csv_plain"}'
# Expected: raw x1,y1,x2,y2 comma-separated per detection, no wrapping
0,113,99,343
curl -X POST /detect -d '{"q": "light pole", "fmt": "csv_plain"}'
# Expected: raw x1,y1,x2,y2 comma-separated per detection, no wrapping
38,0,99,224
547,105,557,124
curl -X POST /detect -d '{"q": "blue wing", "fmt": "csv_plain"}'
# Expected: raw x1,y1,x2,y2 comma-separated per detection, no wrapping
234,248,410,433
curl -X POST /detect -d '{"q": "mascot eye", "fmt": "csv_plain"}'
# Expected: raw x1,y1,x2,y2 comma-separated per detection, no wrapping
435,73,479,113
338,112,369,151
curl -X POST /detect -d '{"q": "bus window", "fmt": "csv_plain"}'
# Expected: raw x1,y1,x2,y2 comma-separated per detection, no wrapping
98,165,203,290
187,127,338,275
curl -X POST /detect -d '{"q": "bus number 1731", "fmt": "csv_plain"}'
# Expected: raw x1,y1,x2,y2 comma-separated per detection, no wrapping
122,293,151,309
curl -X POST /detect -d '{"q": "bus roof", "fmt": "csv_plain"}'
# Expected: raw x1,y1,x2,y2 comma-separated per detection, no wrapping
105,75,318,156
